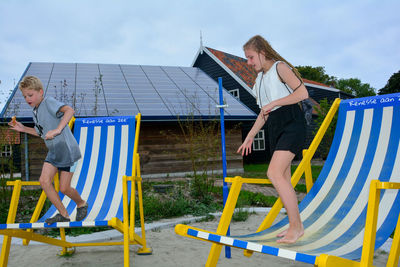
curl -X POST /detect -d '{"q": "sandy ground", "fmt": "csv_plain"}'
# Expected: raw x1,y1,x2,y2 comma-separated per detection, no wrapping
3,212,394,267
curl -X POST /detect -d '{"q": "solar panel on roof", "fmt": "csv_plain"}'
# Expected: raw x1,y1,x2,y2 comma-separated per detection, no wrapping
1,62,256,120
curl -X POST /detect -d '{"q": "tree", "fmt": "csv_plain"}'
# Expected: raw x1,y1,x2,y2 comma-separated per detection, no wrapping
378,70,400,95
313,98,338,159
296,65,337,86
335,78,376,97
160,88,222,203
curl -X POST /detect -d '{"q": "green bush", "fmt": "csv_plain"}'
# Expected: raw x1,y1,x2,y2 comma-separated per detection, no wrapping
314,98,338,159
232,208,252,222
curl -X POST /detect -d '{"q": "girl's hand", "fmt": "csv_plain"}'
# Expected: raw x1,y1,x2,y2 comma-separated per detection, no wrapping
261,102,275,116
237,136,254,156
8,120,24,132
45,129,61,140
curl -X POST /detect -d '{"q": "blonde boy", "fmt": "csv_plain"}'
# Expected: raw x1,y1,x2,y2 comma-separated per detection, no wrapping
9,75,88,224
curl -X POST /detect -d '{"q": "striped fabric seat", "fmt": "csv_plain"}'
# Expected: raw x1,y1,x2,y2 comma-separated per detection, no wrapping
176,93,400,266
1,116,135,230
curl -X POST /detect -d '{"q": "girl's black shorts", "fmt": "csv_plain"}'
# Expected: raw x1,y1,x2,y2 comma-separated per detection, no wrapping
266,103,306,156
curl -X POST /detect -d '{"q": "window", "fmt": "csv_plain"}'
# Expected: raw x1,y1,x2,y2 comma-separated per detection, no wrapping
228,89,240,100
1,145,12,157
252,130,265,151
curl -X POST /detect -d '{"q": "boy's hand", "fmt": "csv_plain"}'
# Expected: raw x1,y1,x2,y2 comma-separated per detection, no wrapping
8,120,24,132
45,129,61,140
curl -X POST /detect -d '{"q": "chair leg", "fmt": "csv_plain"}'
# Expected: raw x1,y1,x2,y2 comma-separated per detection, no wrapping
360,180,380,266
205,177,243,266
1,235,12,267
122,175,130,267
58,228,75,256
387,211,400,267
1,180,22,266
136,179,152,255
124,230,130,267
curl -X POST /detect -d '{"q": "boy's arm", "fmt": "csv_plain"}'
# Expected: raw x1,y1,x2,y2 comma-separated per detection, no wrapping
8,121,39,136
24,125,40,136
45,105,74,140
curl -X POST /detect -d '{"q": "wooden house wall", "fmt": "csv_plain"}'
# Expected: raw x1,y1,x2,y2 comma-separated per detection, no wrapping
138,121,243,176
20,121,243,180
21,133,47,180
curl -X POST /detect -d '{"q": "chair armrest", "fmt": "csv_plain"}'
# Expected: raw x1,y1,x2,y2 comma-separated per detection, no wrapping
375,181,400,190
225,176,272,185
7,180,41,186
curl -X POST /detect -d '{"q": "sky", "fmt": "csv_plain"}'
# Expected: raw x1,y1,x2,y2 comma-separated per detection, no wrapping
0,0,399,111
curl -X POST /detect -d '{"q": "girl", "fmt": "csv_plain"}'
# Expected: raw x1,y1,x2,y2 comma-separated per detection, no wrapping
237,35,308,244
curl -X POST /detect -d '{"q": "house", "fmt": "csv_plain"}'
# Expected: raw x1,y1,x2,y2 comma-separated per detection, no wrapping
192,45,354,163
0,62,256,180
0,128,21,175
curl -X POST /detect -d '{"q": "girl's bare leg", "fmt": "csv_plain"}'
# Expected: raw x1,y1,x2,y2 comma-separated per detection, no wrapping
276,164,292,237
267,150,304,244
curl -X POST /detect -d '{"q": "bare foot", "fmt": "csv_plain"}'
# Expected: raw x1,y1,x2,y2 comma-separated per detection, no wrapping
277,228,304,244
276,229,288,237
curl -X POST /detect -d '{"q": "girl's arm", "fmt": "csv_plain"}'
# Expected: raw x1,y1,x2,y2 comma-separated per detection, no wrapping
45,105,75,140
261,62,309,114
237,111,267,156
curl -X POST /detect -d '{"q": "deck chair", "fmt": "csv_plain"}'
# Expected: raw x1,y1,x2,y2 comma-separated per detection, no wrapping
1,114,151,267
175,93,400,267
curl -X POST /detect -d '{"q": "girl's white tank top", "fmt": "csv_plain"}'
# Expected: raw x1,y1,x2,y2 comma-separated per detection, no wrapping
252,61,293,111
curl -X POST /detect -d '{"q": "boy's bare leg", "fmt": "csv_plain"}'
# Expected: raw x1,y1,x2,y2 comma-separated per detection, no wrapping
267,150,304,244
39,162,69,218
59,171,86,208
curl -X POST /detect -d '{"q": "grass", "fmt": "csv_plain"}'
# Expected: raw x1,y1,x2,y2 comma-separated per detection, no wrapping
0,163,324,237
242,163,323,194
244,163,323,181
232,208,255,222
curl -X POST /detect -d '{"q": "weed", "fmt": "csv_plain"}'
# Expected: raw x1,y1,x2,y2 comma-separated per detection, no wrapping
232,208,253,222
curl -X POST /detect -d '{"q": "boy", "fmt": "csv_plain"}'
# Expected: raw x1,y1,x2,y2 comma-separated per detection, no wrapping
9,75,88,224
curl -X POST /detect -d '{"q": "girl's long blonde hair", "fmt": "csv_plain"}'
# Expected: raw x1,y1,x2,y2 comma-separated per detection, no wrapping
243,35,303,82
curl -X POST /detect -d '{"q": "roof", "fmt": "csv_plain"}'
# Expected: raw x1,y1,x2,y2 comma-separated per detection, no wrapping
1,62,256,121
206,47,258,88
203,46,341,93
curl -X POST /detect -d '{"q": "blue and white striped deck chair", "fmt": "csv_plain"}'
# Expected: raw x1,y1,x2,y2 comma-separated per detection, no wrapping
176,93,400,267
1,114,151,267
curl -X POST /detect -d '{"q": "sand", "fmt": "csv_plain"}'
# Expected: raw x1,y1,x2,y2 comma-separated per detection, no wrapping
3,211,394,267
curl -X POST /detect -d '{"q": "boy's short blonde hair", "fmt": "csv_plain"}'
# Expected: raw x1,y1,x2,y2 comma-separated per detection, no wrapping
19,76,43,92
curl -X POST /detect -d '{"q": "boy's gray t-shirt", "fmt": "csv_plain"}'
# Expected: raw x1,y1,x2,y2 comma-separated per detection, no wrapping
33,96,81,168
